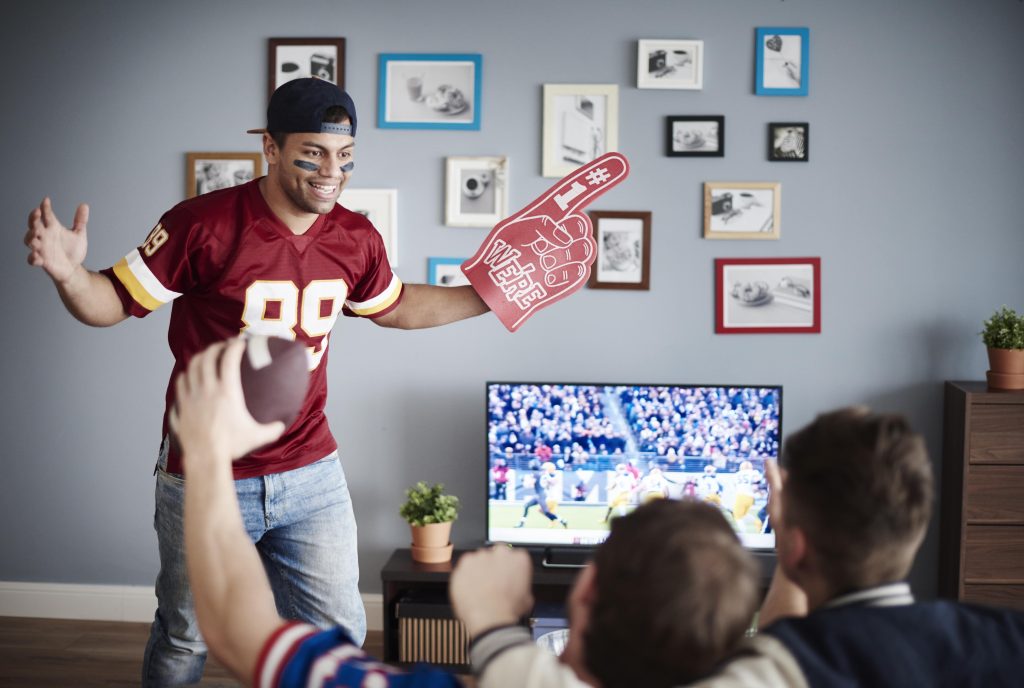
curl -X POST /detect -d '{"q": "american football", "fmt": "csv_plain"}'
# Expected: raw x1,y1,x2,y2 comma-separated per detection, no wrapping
239,335,310,427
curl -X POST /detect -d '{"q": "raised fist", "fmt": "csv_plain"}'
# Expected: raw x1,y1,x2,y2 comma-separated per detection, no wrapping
462,152,629,332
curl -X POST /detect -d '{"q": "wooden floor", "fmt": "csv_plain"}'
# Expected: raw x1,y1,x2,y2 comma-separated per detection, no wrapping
0,617,384,687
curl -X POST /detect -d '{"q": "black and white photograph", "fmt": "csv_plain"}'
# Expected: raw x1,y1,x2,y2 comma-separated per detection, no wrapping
755,27,809,96
588,211,651,291
427,257,470,287
338,188,398,266
543,84,618,178
185,152,261,199
378,54,481,130
666,115,724,157
716,257,820,333
769,122,809,161
445,156,508,227
637,39,704,90
268,37,345,96
703,182,780,240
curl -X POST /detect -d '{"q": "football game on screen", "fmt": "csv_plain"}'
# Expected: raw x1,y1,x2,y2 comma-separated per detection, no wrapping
486,382,781,549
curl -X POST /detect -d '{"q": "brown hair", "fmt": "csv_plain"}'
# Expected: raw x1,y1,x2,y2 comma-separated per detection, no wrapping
782,407,933,592
584,499,760,688
269,105,351,149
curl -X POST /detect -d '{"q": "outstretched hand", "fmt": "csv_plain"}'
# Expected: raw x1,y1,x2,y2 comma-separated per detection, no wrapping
170,339,285,465
462,153,630,332
449,545,534,637
24,198,89,284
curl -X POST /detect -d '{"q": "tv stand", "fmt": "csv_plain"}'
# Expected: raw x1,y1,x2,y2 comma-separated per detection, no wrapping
380,547,577,670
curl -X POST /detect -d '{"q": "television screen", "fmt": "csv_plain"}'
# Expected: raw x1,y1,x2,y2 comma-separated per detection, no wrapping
486,382,782,550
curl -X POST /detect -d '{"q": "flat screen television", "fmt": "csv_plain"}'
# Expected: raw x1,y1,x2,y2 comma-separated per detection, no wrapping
486,382,782,555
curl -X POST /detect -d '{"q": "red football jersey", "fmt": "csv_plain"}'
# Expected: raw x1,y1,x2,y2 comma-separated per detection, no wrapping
102,180,403,478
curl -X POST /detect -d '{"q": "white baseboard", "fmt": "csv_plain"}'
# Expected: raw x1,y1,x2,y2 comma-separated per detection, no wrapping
0,581,383,632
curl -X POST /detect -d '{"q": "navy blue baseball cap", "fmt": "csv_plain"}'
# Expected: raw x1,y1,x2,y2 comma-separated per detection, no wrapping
247,77,357,137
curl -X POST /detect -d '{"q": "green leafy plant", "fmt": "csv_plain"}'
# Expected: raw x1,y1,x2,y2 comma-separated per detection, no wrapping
981,306,1024,350
399,481,460,527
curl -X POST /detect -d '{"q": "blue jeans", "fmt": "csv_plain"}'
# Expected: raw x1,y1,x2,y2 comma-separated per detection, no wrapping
142,447,365,687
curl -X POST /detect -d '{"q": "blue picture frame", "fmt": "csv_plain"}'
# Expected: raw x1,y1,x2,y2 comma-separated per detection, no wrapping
427,257,470,287
755,28,809,96
378,53,482,130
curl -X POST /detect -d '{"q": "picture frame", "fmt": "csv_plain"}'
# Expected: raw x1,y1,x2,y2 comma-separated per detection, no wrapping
755,27,809,96
445,156,509,227
268,37,346,96
378,53,482,130
637,39,704,90
337,188,398,266
715,257,821,334
666,115,725,157
703,182,780,240
185,152,262,199
542,84,619,178
768,122,809,162
588,211,651,291
427,257,470,287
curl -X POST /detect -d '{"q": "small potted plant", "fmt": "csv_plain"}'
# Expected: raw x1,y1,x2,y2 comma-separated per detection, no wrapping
981,306,1024,390
399,481,460,563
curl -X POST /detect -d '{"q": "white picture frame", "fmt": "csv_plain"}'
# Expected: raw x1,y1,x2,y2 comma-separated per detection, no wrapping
338,188,398,266
445,156,509,228
542,84,618,178
637,39,704,90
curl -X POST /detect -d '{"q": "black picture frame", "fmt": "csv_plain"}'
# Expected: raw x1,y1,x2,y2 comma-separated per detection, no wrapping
768,122,809,162
665,115,725,158
268,37,346,100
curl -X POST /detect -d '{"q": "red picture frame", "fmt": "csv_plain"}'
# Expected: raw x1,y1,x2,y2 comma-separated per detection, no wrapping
715,257,820,334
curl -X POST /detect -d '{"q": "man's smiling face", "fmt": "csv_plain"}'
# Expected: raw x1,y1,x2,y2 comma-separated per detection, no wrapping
268,129,354,215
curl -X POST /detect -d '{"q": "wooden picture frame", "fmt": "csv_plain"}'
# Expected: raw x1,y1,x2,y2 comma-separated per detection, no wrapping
338,188,398,266
378,53,482,130
703,182,780,240
755,27,809,96
427,257,470,287
268,37,346,97
588,211,651,290
716,257,821,334
542,84,618,178
768,122,809,162
185,152,261,199
445,156,509,227
637,39,704,90
666,116,724,157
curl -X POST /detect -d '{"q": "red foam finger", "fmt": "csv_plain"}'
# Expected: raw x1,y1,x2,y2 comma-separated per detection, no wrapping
462,155,630,332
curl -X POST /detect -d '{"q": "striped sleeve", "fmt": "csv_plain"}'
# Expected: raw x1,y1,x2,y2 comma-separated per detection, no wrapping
342,217,404,319
104,207,200,318
345,272,403,317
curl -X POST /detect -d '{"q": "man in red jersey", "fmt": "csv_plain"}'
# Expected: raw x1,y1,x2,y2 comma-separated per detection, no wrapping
24,77,489,687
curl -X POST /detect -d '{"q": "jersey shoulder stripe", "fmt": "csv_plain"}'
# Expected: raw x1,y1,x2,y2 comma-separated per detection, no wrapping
111,247,183,311
345,273,403,317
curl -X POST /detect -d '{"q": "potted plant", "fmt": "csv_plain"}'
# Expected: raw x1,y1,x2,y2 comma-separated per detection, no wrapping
981,306,1024,390
399,481,460,563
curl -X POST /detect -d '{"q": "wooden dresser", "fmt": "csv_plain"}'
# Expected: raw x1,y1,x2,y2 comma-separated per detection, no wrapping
939,381,1024,610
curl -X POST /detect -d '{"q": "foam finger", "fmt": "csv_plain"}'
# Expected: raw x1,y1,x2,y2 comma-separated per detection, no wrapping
543,262,587,288
540,236,595,271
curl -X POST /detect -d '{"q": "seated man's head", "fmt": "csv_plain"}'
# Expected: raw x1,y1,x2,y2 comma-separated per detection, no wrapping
777,407,933,600
564,499,760,688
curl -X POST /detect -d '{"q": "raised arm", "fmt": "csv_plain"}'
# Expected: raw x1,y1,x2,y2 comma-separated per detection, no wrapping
172,339,286,686
24,198,127,327
373,283,489,330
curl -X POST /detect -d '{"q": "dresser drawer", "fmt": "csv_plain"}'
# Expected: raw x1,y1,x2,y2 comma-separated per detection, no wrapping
962,584,1024,611
965,465,1024,522
963,525,1024,581
968,405,1024,464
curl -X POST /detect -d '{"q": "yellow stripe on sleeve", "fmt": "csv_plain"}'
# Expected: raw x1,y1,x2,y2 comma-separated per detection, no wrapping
346,275,403,317
112,256,166,312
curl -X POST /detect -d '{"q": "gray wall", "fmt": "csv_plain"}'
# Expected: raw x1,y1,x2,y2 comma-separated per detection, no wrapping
1,0,1022,598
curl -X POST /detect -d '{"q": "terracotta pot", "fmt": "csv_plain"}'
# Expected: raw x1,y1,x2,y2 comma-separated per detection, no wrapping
409,521,453,563
988,347,1024,375
987,348,1024,390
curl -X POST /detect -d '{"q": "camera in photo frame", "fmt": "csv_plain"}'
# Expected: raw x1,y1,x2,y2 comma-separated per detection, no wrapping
648,50,667,73
462,172,491,200
712,192,733,216
310,53,335,81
